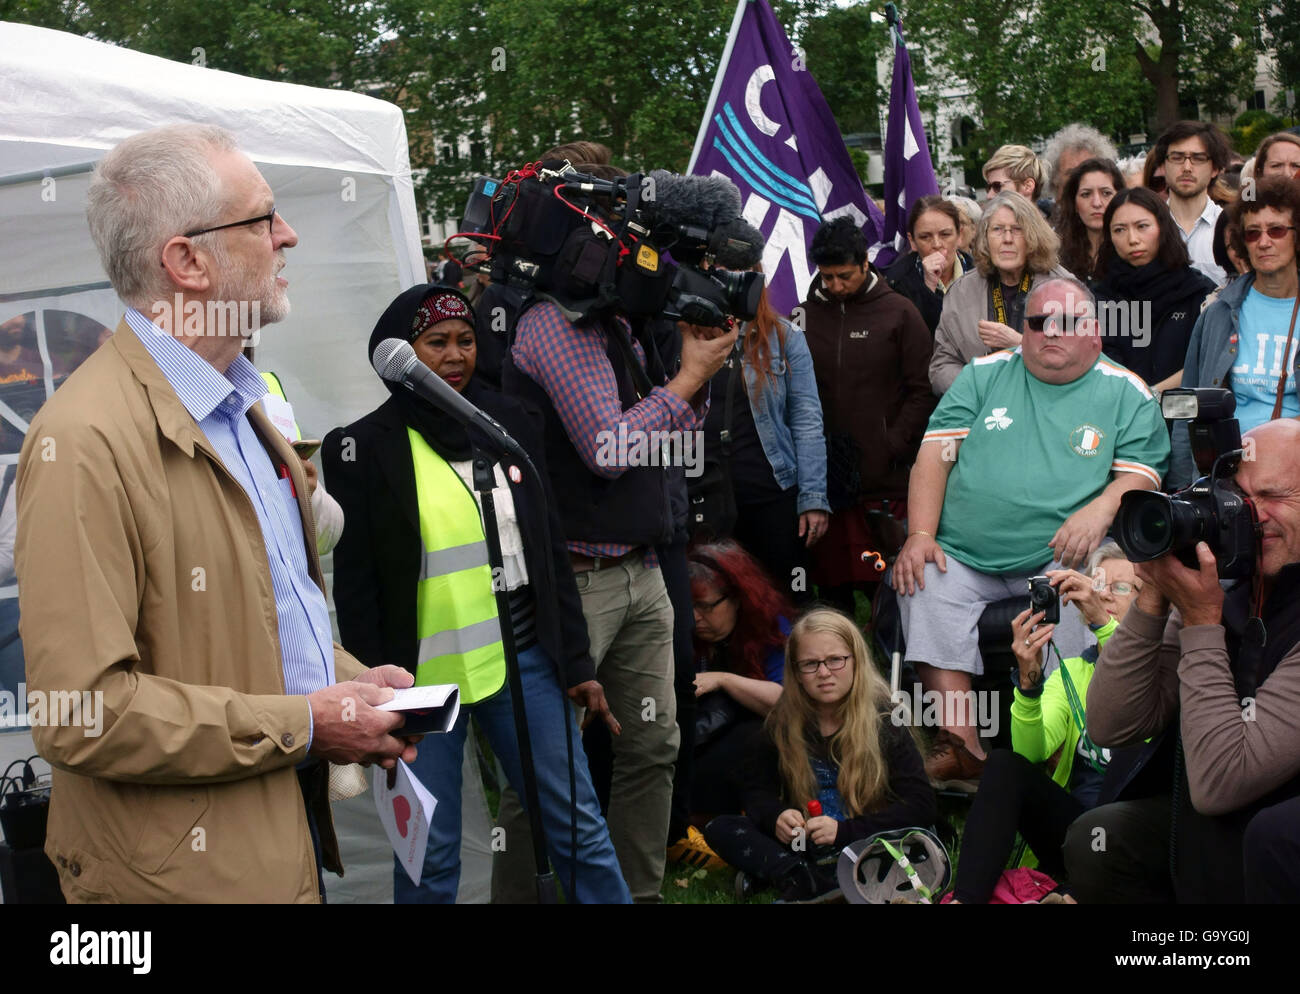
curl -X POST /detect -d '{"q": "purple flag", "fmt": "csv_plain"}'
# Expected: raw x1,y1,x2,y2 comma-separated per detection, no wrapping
877,8,939,268
689,0,885,316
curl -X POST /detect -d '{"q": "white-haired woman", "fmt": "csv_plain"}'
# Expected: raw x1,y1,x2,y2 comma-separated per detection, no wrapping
929,192,1072,394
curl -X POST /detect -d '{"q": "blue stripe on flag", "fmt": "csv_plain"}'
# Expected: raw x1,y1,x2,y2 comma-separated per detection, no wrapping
714,115,821,214
721,103,818,198
710,137,823,222
714,117,820,214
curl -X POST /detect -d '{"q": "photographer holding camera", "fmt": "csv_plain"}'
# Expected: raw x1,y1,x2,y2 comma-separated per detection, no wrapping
502,165,740,902
1065,418,1300,903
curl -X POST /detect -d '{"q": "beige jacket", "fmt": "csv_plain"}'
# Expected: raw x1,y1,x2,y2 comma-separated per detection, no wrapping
15,321,365,903
928,265,1073,395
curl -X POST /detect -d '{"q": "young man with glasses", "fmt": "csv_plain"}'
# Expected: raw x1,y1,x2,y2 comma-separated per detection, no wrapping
894,277,1168,782
1171,177,1300,487
1152,121,1232,285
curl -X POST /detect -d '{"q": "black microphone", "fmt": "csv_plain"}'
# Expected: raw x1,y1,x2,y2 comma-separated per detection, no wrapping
371,338,527,461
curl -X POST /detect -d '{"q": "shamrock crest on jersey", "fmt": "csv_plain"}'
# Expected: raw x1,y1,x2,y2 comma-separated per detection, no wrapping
984,407,1013,430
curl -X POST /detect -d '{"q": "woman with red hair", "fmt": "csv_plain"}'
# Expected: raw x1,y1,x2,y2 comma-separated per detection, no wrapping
687,541,794,819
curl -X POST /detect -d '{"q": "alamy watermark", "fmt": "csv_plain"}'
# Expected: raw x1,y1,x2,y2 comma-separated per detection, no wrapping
0,683,104,736
890,683,1000,739
1035,294,1154,350
150,294,263,346
593,425,704,478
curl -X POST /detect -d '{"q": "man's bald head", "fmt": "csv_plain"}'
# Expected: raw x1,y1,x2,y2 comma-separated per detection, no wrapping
1237,419,1300,578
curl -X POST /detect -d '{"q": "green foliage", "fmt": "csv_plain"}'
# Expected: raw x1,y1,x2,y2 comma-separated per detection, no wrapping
1264,0,1300,114
903,0,1260,152
1231,110,1286,155
1179,2,1262,119
800,4,885,135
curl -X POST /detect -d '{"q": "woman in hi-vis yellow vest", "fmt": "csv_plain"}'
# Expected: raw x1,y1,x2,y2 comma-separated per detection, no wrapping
323,285,630,903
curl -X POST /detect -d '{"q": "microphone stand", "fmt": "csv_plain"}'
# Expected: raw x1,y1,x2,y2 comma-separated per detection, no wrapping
469,443,557,905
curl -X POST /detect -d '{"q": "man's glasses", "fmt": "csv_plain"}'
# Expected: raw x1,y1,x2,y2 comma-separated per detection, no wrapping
185,206,278,239
987,180,1009,194
795,654,851,675
1242,225,1296,244
1165,151,1211,166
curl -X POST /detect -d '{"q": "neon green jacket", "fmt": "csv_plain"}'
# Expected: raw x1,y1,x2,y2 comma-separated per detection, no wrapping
1010,617,1117,791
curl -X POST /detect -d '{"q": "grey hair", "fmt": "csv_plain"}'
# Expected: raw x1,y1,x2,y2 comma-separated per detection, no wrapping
1116,155,1146,183
1043,124,1119,193
946,195,982,225
86,124,241,308
972,191,1060,277
1088,539,1127,575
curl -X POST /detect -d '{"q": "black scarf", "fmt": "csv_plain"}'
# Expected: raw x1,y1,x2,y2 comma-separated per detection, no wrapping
366,283,489,462
1095,260,1215,325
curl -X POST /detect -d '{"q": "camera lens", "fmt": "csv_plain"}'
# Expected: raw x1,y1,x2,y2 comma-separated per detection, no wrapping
1137,507,1170,547
1115,489,1211,563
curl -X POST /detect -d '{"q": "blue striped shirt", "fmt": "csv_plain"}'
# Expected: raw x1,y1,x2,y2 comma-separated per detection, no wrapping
126,310,334,741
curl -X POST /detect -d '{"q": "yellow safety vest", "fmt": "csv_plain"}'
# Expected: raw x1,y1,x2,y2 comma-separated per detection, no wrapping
260,370,302,441
408,427,506,702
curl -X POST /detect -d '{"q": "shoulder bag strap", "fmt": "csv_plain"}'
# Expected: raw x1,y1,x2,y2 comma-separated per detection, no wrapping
1270,294,1300,421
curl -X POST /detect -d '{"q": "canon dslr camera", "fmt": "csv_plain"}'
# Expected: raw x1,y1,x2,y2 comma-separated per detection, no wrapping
1114,388,1258,579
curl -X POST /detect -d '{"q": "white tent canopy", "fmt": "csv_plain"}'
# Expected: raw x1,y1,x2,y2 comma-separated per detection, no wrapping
0,19,426,443
0,22,497,904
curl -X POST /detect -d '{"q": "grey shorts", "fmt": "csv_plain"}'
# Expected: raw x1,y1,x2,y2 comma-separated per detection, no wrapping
890,556,1090,676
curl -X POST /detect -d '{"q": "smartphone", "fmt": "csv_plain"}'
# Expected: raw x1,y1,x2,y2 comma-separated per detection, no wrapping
291,439,322,460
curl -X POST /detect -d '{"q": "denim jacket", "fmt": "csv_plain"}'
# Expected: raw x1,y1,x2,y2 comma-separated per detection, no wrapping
737,319,829,514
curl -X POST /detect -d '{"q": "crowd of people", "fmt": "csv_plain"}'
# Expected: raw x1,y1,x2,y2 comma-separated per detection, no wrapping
11,115,1300,905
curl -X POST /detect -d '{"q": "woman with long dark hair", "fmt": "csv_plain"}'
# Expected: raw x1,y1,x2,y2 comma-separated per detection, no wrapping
1053,158,1125,284
687,542,793,818
1094,187,1217,395
703,609,935,901
323,284,629,903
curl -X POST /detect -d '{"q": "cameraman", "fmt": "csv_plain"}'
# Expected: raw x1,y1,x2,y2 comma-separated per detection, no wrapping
1066,418,1300,902
503,181,737,904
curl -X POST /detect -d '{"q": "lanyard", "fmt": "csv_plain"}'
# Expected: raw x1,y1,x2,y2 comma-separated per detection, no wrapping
991,271,1032,326
1049,640,1105,775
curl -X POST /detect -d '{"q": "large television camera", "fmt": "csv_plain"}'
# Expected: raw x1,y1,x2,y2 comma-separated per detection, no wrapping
1113,388,1259,579
456,161,764,328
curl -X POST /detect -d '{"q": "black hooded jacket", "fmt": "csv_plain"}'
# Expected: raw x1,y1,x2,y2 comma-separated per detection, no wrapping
1095,261,1216,386
322,283,595,687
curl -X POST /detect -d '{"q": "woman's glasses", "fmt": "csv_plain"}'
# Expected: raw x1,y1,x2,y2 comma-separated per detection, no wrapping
1242,225,1296,244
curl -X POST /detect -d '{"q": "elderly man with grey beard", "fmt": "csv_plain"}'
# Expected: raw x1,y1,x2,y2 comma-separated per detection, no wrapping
16,124,418,903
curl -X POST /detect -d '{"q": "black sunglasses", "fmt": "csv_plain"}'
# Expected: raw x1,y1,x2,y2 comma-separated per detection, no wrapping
1024,312,1093,333
185,206,277,239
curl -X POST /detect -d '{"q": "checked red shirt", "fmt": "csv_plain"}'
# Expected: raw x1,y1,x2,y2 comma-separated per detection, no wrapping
511,301,704,561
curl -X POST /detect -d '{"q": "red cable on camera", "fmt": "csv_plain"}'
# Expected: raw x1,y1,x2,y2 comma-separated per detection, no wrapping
551,183,630,261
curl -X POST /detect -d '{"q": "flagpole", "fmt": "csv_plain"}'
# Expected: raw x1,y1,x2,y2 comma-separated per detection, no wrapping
687,0,750,173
